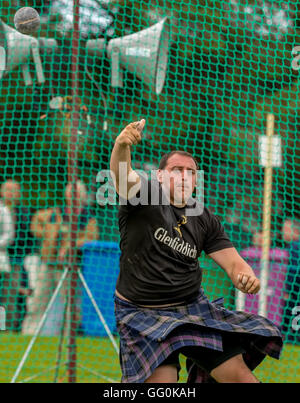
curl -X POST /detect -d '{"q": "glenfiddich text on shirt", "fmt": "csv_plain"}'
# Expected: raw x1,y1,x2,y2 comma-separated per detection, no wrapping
154,227,197,258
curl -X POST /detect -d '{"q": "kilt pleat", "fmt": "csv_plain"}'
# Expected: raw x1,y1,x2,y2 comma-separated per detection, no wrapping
114,289,283,383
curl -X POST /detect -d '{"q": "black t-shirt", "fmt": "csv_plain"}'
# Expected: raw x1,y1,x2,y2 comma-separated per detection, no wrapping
116,176,233,305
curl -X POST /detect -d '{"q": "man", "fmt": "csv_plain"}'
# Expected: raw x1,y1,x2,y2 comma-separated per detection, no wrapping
110,119,283,383
0,180,35,332
22,180,99,335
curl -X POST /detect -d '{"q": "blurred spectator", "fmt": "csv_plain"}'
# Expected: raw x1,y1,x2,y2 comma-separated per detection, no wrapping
22,180,99,335
281,219,300,344
0,198,15,322
252,226,282,249
252,231,263,248
0,180,35,332
223,210,253,252
282,219,299,243
239,231,289,327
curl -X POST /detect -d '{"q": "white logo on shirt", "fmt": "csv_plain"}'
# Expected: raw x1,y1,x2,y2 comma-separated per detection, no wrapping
154,227,197,259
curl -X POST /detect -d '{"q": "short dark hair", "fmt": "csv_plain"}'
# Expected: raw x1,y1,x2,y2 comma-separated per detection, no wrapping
158,150,199,170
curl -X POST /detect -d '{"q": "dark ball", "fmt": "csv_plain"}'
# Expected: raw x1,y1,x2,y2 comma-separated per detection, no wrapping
14,7,40,35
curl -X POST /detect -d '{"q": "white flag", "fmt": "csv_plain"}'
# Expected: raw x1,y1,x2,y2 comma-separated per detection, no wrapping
259,135,282,167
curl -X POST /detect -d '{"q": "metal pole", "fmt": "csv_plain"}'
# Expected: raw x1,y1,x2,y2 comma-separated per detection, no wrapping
67,0,80,383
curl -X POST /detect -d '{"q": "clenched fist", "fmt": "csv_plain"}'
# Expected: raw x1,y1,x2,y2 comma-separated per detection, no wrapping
116,119,146,147
236,273,260,294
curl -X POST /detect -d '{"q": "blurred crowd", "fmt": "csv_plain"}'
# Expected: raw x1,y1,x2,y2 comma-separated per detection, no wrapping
0,179,99,335
0,179,298,344
224,213,299,344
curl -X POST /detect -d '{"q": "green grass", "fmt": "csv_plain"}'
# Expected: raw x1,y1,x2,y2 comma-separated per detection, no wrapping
0,333,121,383
0,333,299,383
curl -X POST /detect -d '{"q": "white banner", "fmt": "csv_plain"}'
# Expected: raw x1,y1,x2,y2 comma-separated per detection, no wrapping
259,135,282,167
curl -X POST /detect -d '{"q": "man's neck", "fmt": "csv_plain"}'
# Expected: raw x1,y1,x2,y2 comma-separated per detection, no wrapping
170,201,187,208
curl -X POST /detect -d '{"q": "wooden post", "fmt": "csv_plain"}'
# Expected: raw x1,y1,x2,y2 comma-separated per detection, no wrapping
258,113,274,317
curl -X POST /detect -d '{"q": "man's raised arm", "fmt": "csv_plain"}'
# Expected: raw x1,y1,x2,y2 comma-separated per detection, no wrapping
110,119,145,199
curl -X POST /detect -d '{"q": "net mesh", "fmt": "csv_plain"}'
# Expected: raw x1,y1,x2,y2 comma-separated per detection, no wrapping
0,0,299,383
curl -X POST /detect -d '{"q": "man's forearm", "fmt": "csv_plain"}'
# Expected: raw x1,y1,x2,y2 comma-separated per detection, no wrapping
110,142,132,184
209,248,260,294
230,260,256,282
230,259,260,294
110,120,144,198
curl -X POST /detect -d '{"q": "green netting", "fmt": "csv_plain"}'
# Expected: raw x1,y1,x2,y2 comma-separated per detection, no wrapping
0,0,299,383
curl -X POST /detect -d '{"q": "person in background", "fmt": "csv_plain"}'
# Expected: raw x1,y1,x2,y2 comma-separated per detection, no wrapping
239,227,289,330
22,180,99,335
0,194,15,331
281,218,300,344
0,180,35,332
223,211,253,253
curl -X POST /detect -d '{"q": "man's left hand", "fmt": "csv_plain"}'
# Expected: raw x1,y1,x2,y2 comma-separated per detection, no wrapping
236,273,260,294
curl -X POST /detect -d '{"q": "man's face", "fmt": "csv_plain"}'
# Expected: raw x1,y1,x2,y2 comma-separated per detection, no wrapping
1,182,21,206
157,154,197,206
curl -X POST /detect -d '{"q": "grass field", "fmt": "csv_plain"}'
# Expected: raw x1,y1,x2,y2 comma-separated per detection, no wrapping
0,333,299,383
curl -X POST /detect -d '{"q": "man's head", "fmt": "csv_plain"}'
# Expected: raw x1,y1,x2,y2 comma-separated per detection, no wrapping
1,180,21,207
157,151,198,207
65,180,88,208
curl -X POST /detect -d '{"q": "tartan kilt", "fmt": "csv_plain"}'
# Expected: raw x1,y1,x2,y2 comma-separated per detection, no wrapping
114,288,283,383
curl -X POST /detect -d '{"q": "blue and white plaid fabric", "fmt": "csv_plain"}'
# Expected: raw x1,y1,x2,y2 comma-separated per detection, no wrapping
114,288,283,383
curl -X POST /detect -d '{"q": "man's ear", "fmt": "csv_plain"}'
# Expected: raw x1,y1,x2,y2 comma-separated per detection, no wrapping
156,169,163,183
